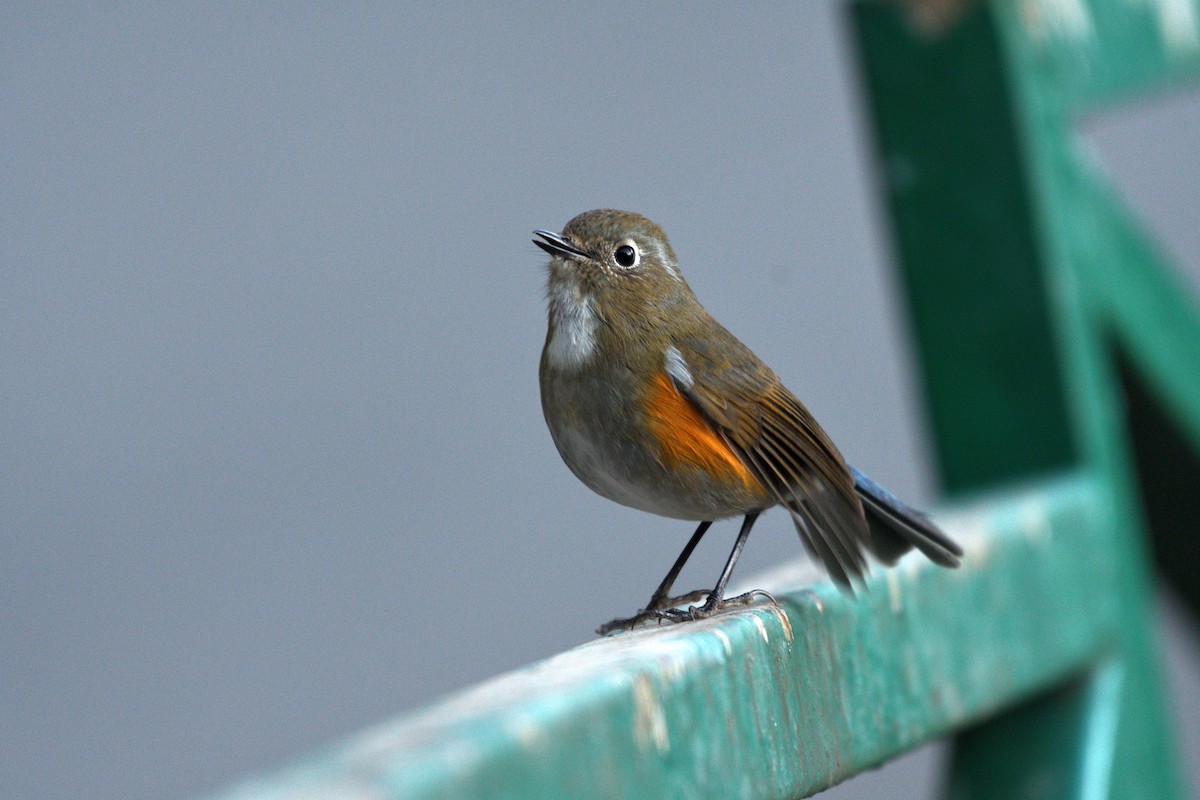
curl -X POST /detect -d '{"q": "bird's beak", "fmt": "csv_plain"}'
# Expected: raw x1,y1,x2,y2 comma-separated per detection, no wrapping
533,229,589,260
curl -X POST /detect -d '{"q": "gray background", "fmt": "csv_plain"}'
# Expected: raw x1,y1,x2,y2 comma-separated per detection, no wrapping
3,4,1198,799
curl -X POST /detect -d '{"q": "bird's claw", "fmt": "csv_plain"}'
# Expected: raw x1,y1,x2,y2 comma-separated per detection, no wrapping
597,588,777,634
595,589,711,635
654,589,777,621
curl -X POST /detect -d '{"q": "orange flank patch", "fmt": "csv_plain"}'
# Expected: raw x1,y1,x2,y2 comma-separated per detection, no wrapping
644,371,763,492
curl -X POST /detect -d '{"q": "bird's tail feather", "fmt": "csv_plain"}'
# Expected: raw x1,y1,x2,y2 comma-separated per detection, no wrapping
851,467,962,567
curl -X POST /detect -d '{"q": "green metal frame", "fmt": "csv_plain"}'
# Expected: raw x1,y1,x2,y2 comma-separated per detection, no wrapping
208,477,1122,800
853,1,1199,795
202,1,1200,797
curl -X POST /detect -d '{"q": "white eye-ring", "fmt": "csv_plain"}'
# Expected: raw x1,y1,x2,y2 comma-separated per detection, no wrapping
613,240,639,269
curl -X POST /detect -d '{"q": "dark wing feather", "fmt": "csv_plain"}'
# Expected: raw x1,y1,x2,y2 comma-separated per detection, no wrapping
673,330,871,590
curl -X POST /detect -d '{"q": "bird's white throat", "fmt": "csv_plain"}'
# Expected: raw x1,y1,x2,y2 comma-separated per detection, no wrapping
546,277,597,369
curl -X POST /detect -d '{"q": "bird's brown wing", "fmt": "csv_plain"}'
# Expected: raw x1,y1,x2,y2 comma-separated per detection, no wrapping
672,329,871,589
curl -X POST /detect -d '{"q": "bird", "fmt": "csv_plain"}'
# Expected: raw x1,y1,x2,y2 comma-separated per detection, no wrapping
533,209,962,634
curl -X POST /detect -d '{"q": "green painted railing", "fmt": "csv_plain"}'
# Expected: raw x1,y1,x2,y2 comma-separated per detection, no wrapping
852,0,1199,795
203,1,1200,797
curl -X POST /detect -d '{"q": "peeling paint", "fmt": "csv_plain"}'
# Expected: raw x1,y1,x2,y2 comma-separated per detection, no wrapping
767,605,795,642
1020,0,1095,40
887,570,904,614
506,712,546,750
713,629,733,656
752,614,771,644
632,674,670,755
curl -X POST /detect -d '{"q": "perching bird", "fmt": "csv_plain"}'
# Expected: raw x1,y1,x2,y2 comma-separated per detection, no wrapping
534,210,962,634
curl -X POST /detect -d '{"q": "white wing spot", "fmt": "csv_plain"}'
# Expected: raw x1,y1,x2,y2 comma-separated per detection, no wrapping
663,345,694,389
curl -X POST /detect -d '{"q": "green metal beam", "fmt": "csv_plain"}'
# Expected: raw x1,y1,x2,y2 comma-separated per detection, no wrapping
992,2,1194,792
851,1,1198,796
205,476,1113,800
850,1,1078,496
945,661,1125,800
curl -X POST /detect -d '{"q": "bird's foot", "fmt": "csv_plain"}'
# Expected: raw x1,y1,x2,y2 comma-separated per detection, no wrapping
599,589,778,633
652,589,778,623
595,589,711,635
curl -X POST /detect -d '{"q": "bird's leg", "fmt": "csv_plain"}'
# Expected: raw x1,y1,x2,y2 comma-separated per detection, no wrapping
596,520,712,635
658,511,766,622
644,520,714,610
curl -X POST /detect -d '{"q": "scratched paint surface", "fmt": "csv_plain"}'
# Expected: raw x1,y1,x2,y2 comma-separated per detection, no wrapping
205,475,1113,800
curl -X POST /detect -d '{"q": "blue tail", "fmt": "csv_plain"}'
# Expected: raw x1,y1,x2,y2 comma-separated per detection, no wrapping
851,467,962,567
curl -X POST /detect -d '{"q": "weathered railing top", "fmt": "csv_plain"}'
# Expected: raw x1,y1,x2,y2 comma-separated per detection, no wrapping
207,475,1109,800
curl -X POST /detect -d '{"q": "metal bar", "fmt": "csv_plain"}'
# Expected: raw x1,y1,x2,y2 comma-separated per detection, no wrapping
849,0,1079,496
945,660,1125,800
205,475,1113,800
851,1,1196,796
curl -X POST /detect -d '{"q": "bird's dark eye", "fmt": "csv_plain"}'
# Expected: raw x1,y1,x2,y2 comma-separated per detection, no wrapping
614,242,639,269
